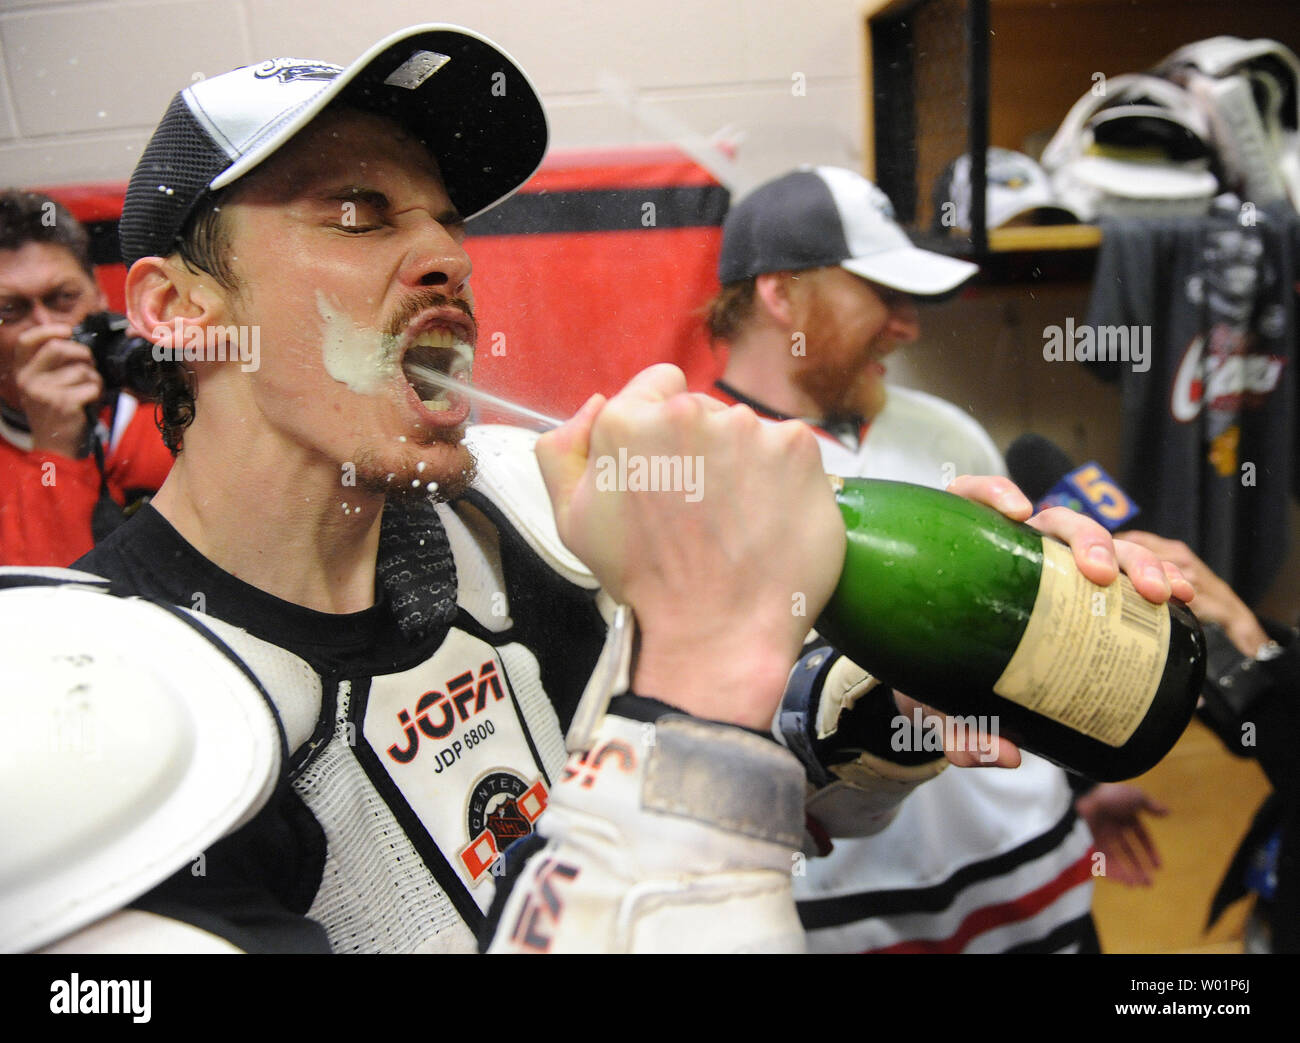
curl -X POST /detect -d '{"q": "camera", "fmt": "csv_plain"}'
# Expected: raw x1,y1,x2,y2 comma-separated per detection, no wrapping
71,312,155,399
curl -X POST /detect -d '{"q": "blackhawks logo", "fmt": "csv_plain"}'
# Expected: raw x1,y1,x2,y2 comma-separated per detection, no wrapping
251,59,340,83
458,771,548,884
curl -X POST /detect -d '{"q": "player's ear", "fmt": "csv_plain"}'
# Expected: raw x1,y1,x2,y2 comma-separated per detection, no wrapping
125,256,226,345
754,271,798,328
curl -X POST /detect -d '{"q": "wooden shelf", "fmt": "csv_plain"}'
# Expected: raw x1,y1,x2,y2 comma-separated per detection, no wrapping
915,223,1102,282
862,0,1300,277
987,224,1102,252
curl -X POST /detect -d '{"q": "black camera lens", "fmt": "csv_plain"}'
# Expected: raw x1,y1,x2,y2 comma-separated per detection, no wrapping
71,312,155,399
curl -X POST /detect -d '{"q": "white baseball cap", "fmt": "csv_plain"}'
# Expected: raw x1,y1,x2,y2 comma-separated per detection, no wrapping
121,24,548,266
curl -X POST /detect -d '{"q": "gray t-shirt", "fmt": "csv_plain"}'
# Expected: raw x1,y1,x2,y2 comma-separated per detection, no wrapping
1085,203,1300,605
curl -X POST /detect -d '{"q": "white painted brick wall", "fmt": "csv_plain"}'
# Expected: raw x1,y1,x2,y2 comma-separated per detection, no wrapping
0,0,863,191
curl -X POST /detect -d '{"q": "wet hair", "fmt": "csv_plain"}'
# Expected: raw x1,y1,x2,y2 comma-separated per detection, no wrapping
175,191,238,292
140,189,238,454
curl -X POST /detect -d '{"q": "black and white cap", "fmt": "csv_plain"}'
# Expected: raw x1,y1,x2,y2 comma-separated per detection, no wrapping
120,24,548,266
718,166,978,297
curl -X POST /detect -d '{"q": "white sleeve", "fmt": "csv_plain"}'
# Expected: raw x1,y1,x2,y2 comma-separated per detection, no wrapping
484,710,808,953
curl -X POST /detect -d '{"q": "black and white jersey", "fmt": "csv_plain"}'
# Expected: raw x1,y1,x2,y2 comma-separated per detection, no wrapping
74,487,605,953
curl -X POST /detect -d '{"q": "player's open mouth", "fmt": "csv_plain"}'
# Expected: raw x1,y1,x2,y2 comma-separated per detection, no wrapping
400,327,474,412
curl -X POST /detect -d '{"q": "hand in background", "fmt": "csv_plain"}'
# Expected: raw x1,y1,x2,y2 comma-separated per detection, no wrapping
1119,530,1270,658
14,322,101,457
1076,782,1169,887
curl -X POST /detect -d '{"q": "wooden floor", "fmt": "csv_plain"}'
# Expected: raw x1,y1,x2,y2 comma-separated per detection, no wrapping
1091,716,1272,953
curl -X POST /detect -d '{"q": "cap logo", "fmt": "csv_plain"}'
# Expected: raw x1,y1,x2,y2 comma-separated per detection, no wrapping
864,181,896,220
384,50,451,90
252,58,340,83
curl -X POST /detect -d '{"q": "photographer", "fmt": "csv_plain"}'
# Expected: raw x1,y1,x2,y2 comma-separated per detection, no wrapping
0,189,171,566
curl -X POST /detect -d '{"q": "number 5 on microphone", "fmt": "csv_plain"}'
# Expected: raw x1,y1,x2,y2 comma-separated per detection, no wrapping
1067,464,1137,526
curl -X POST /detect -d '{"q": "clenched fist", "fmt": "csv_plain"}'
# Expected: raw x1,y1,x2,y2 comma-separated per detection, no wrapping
536,364,846,730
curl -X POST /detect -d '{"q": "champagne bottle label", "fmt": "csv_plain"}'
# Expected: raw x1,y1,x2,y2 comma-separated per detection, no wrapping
994,539,1170,747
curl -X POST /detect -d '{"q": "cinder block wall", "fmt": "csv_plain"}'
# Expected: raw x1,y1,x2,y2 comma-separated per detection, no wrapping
0,0,862,192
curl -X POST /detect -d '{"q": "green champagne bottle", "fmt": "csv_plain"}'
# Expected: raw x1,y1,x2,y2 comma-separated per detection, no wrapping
815,477,1205,782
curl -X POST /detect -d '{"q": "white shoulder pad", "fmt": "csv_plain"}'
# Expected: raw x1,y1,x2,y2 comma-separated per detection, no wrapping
183,610,322,755
0,564,111,590
464,424,598,591
38,909,244,954
0,585,281,953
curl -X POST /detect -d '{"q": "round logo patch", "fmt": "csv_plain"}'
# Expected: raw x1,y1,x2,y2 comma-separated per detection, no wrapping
459,770,549,884
467,771,532,851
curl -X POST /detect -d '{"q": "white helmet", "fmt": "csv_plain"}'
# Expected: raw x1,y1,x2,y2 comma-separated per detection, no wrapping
1156,36,1300,210
1040,74,1219,221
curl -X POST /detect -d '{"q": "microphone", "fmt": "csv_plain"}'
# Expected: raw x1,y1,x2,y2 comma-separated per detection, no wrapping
1005,433,1139,532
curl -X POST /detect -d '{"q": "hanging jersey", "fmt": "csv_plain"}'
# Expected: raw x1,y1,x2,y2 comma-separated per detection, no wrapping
1085,204,1300,604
